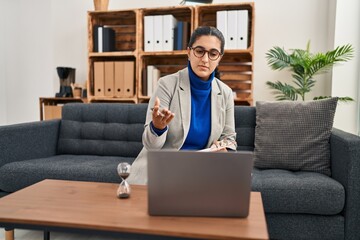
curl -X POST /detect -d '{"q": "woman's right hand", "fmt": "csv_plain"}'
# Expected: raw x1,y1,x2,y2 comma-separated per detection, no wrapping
152,97,175,130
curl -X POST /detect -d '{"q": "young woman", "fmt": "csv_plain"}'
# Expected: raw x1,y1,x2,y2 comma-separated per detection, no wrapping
127,26,237,185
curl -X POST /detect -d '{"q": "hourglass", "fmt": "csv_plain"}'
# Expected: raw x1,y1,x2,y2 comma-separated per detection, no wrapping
116,162,131,198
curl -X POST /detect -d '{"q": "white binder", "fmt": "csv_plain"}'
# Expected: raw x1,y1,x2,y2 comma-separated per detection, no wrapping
153,15,163,51
162,15,177,51
237,10,249,49
152,67,161,92
147,65,155,97
98,27,103,53
227,10,237,49
216,11,227,50
144,16,154,52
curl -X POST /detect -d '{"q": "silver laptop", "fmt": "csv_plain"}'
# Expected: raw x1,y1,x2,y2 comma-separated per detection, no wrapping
147,150,253,217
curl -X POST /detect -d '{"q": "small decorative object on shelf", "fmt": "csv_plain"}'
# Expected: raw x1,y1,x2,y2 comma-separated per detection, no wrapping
55,67,76,98
93,0,109,11
117,162,131,199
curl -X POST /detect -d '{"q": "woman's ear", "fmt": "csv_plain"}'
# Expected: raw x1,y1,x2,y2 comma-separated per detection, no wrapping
187,47,191,59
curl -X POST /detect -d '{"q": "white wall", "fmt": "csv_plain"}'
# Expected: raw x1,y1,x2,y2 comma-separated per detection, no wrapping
2,0,358,135
331,0,360,134
0,0,7,125
2,0,53,124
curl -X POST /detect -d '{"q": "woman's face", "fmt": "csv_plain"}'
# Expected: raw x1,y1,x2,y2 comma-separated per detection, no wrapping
187,35,222,81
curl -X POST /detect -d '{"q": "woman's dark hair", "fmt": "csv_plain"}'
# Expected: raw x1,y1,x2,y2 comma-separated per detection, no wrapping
188,26,225,54
214,67,221,80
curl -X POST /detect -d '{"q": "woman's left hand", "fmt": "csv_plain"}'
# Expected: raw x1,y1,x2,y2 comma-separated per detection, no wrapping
209,140,228,152
152,97,175,130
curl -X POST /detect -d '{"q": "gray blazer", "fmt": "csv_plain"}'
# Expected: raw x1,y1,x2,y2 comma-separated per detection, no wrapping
127,67,237,185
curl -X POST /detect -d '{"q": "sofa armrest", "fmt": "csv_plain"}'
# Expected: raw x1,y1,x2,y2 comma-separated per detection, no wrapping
0,120,60,168
330,128,360,240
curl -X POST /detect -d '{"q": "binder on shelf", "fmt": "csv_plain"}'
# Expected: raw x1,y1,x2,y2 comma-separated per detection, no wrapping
153,15,163,51
216,11,227,50
152,67,161,92
114,61,125,97
103,27,116,52
94,62,105,96
144,16,154,52
93,25,101,52
162,15,177,51
147,65,155,97
93,26,115,52
174,21,184,50
123,61,135,97
104,62,114,96
237,10,249,49
182,22,190,49
141,67,147,96
227,10,238,49
98,26,103,52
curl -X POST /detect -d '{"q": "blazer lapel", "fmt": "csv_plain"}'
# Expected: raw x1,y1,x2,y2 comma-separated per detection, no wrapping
206,79,222,147
178,68,191,142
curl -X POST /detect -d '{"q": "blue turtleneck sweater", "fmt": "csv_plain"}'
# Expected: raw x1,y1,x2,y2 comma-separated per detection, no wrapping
181,63,214,150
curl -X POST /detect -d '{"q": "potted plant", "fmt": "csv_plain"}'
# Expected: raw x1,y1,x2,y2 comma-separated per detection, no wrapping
265,41,354,101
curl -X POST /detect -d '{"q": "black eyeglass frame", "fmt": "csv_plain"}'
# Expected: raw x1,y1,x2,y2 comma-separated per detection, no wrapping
189,46,223,61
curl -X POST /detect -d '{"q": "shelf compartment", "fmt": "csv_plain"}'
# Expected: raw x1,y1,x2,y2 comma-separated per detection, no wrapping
139,6,194,52
138,54,188,99
88,10,138,53
88,56,137,100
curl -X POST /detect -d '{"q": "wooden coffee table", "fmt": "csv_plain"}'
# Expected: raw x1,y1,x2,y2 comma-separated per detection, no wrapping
0,179,268,240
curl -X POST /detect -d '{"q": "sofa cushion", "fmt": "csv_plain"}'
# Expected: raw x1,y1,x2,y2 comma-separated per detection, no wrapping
234,106,256,151
0,155,135,192
57,103,147,157
254,98,338,176
252,168,345,215
266,213,344,240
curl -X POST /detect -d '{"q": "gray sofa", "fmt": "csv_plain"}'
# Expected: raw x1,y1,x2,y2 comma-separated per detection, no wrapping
0,103,359,240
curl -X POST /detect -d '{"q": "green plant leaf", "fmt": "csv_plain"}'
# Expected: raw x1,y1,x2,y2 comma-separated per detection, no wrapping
266,47,291,70
266,81,298,100
308,44,354,77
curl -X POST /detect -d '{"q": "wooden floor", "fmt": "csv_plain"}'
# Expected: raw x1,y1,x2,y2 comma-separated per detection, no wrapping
0,228,123,240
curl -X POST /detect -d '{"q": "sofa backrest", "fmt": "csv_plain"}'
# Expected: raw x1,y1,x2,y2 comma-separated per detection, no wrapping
57,103,147,157
234,106,256,151
56,103,256,156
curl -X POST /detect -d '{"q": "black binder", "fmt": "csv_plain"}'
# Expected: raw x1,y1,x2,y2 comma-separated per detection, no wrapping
93,25,115,52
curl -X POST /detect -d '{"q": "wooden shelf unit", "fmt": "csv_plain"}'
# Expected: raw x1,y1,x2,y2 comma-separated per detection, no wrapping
87,9,139,103
87,3,255,105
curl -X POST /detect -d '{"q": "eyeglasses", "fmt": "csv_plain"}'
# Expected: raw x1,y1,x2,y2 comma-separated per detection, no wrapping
189,46,222,61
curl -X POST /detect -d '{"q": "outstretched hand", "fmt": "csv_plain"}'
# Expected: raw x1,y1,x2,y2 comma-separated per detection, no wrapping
152,97,175,130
